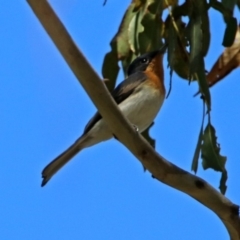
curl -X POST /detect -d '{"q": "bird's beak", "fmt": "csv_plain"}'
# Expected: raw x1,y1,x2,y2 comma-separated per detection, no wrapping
155,44,167,56
158,43,168,54
149,44,167,59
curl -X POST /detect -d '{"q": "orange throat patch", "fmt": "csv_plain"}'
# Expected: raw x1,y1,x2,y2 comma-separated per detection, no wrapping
144,54,165,95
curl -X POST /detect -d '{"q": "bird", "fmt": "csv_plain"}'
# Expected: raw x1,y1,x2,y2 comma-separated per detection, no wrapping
41,48,166,187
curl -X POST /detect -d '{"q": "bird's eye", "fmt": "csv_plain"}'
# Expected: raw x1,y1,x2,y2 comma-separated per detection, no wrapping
140,58,148,63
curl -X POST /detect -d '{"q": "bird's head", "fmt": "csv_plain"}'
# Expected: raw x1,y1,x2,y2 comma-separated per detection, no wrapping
127,46,166,76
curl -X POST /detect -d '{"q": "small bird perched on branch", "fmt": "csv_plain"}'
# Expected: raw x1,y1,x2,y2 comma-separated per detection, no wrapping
41,48,166,186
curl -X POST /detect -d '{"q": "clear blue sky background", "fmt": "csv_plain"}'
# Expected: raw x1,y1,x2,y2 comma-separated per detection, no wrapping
1,1,240,240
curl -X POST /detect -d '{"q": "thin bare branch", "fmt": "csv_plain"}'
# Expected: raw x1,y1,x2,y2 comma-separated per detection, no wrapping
27,0,240,239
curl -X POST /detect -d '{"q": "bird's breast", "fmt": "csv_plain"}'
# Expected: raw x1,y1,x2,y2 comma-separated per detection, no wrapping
118,82,165,132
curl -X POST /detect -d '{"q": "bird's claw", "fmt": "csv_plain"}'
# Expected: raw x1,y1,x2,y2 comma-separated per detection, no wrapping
132,124,139,132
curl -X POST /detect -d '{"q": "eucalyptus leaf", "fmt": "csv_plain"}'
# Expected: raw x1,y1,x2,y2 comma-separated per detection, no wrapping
166,17,191,80
191,101,205,173
128,10,144,54
219,170,228,194
221,0,238,12
201,123,227,171
188,0,211,110
139,12,162,53
102,3,137,90
222,17,238,47
201,122,227,194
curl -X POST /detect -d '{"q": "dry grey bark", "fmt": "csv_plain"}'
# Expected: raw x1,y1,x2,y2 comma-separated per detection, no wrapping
27,0,240,239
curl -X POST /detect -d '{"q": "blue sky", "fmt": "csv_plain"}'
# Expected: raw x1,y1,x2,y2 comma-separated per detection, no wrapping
1,1,240,240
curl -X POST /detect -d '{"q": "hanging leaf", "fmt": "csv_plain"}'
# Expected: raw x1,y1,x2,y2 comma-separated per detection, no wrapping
139,12,163,53
201,122,227,194
128,10,144,54
187,0,211,111
221,0,238,12
166,67,173,98
220,170,228,195
121,52,137,76
201,123,226,171
166,17,191,80
191,101,205,173
191,125,203,173
222,16,238,47
210,0,238,47
113,3,136,58
148,0,164,14
102,3,136,90
128,0,165,54
102,51,120,91
201,5,210,56
237,0,240,10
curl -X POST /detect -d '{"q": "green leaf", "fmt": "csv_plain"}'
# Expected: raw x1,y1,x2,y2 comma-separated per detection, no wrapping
128,10,144,54
201,122,228,194
191,101,205,173
209,0,232,19
166,17,192,80
237,0,240,10
210,0,238,47
102,3,136,90
220,170,228,194
222,17,238,47
167,18,177,68
102,50,120,91
201,5,210,56
121,52,137,76
138,12,162,53
191,126,203,173
128,0,164,54
201,123,227,171
148,0,164,14
188,0,211,110
195,62,211,112
113,3,136,58
184,0,210,56
166,68,173,98
221,0,238,12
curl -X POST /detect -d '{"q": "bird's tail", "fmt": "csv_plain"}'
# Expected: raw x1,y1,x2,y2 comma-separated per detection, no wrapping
41,135,88,187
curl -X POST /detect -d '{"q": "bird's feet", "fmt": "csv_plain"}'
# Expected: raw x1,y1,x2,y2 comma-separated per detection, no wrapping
132,124,139,132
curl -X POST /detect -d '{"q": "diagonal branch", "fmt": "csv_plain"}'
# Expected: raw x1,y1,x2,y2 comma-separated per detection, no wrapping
27,0,240,239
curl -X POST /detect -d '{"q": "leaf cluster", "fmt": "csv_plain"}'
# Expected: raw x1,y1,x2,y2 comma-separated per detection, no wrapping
102,0,240,194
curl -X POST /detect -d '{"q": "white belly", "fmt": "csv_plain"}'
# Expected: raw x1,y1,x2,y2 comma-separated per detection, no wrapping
83,84,164,148
118,84,164,132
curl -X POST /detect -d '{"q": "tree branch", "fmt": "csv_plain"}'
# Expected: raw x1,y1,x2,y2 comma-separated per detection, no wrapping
27,0,240,239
